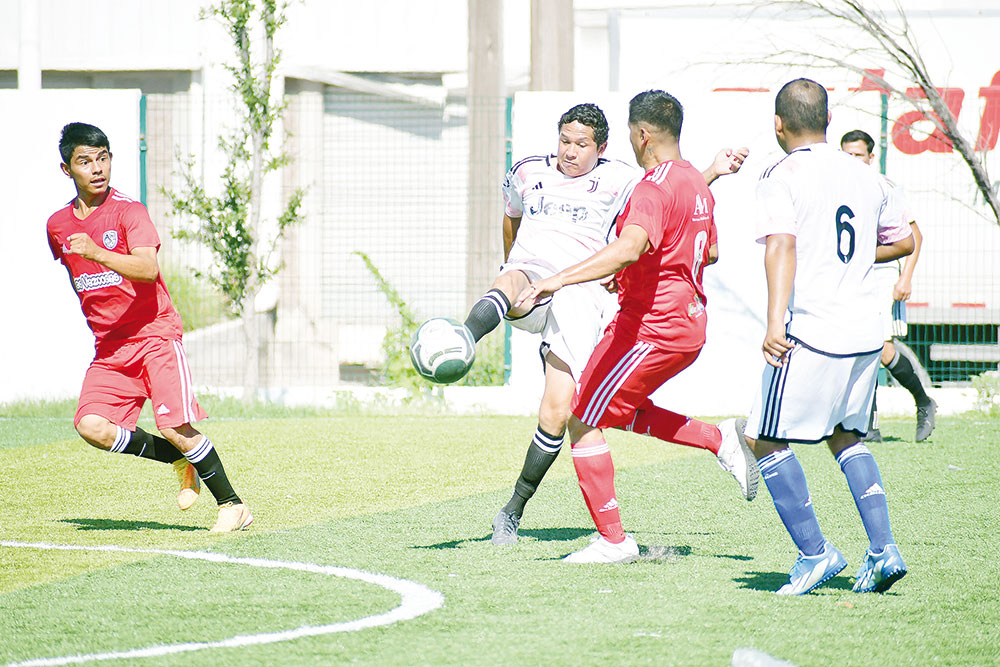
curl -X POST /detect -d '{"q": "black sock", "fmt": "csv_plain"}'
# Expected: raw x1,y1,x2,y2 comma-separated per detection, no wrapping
464,289,510,342
887,351,930,406
111,426,184,463
502,426,563,518
868,392,878,432
184,436,241,506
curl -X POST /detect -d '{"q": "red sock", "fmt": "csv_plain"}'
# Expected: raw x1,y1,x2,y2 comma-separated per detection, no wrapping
628,403,721,455
571,439,625,544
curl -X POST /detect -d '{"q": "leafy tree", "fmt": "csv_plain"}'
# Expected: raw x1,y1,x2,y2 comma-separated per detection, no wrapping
164,0,305,400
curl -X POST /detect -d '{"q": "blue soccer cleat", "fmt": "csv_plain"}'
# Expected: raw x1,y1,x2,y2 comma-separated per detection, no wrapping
852,543,907,593
776,541,847,595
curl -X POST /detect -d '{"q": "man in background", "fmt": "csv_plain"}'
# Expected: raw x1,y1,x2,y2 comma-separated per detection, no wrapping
841,129,935,442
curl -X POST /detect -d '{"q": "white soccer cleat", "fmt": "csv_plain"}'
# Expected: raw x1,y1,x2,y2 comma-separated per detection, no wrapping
210,502,254,533
564,535,639,564
717,417,760,501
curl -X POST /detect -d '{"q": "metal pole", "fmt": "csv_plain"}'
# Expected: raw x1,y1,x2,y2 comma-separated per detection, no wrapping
504,95,513,384
879,92,888,175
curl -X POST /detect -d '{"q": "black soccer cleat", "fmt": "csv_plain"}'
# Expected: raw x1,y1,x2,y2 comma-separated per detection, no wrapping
915,399,937,442
491,510,520,546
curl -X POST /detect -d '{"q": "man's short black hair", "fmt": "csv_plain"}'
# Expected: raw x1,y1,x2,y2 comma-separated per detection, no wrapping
558,103,609,147
59,122,110,164
841,129,875,154
628,90,683,139
774,78,829,134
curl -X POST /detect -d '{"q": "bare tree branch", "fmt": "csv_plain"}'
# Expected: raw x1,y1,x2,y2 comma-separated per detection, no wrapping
742,0,999,223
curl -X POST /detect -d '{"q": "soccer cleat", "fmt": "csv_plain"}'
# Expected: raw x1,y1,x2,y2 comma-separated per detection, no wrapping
172,459,200,510
491,510,520,546
915,399,937,442
717,417,760,501
862,428,883,443
852,543,907,593
775,541,847,595
210,502,253,533
564,535,639,564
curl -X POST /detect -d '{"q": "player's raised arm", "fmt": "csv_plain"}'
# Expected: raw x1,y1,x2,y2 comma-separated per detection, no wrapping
703,147,749,185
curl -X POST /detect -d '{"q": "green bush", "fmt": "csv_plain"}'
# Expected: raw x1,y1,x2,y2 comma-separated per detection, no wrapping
162,264,230,332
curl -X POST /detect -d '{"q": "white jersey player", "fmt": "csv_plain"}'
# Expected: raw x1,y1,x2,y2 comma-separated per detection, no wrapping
499,152,638,379
751,141,909,360
741,79,913,597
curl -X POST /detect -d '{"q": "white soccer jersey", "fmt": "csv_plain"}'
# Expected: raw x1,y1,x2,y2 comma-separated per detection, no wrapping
755,142,911,355
503,155,639,274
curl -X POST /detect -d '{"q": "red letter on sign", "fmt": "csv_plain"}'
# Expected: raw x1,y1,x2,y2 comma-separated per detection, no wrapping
849,68,890,94
892,87,965,155
976,71,1000,151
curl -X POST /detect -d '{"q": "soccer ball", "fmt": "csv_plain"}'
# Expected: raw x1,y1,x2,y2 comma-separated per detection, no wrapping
409,318,476,384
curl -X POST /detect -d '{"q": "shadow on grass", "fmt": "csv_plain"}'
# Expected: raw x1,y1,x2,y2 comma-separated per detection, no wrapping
59,518,203,532
414,527,597,549
735,570,853,593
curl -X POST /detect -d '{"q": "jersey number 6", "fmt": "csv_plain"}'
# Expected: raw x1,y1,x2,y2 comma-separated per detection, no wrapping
835,205,856,264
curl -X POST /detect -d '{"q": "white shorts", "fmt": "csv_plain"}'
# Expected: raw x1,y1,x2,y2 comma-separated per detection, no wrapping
500,261,617,380
875,265,907,340
745,343,879,443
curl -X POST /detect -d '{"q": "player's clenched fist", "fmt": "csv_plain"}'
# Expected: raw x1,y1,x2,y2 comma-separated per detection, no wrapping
65,233,103,261
762,323,794,368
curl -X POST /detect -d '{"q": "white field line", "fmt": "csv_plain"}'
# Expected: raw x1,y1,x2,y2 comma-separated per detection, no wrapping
2,541,445,666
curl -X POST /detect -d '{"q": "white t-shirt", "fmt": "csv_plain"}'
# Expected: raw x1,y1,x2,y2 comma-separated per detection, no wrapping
755,142,912,355
503,155,639,274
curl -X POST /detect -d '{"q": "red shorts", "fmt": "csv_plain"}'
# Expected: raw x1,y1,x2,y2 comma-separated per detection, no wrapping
571,329,701,430
75,337,207,431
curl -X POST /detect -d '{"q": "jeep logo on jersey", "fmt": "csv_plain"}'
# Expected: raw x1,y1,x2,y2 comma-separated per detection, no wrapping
528,195,589,222
102,231,118,250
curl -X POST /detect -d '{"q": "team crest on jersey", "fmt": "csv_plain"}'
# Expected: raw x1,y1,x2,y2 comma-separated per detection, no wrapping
102,230,119,250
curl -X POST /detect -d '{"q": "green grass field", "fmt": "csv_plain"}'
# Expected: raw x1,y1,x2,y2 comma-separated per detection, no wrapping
1,399,998,665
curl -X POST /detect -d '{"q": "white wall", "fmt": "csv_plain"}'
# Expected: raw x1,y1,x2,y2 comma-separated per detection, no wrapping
0,90,141,403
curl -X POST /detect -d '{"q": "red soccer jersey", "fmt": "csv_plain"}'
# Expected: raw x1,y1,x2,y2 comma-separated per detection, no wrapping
613,160,716,352
46,188,183,349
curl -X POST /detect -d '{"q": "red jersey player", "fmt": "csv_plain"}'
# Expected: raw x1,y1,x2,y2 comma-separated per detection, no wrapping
46,122,252,532
515,90,757,563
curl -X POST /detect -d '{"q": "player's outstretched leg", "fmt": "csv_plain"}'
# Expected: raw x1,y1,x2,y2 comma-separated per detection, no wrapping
756,446,843,594
464,289,510,342
76,416,199,510
627,404,759,500
492,426,562,546
833,440,907,593
162,425,252,532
